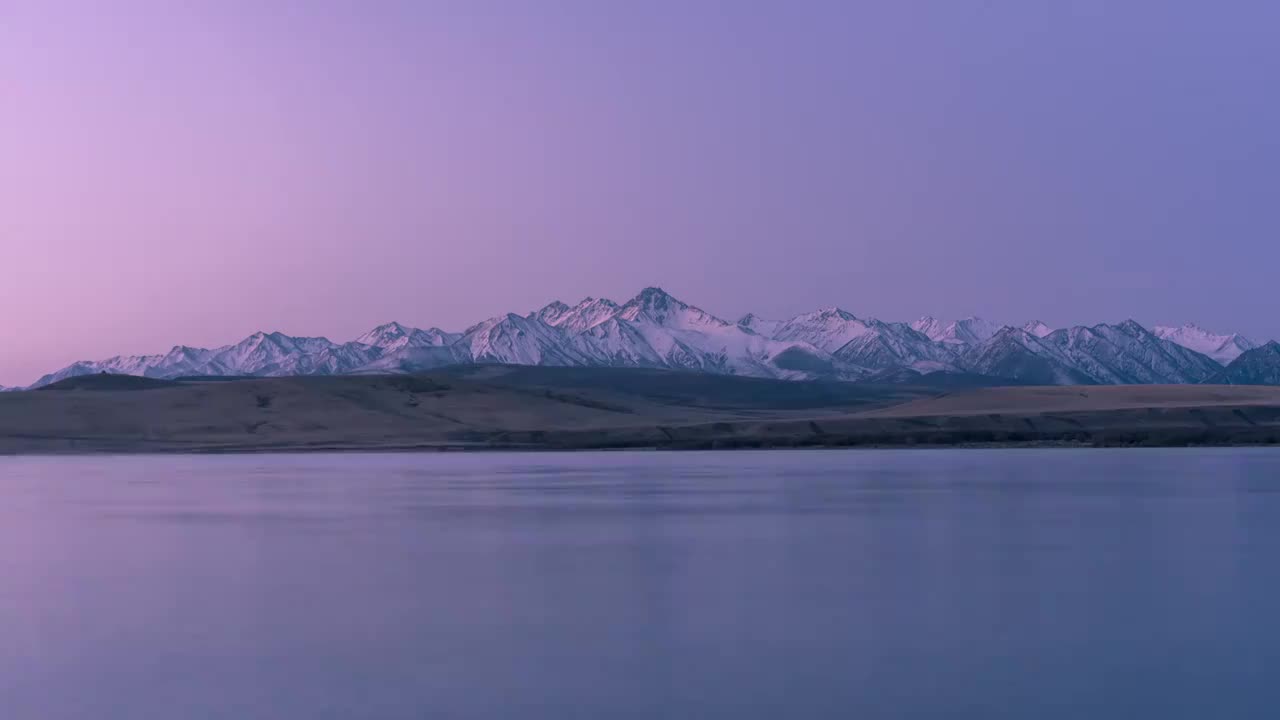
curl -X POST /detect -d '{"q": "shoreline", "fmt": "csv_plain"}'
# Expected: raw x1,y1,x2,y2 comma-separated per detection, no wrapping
5,437,1280,458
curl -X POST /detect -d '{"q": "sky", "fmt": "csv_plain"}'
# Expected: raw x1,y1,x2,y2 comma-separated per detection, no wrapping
2,1,1279,385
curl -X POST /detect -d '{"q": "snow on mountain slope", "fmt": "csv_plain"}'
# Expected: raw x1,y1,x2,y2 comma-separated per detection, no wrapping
910,316,947,341
609,288,769,375
913,316,1002,346
959,321,1223,386
30,353,172,388
1045,321,1222,385
736,313,782,337
356,322,458,352
152,345,222,377
1022,320,1054,338
831,320,959,370
568,317,666,368
600,288,844,379
766,310,957,371
530,301,572,326
33,335,340,386
948,317,1002,345
615,287,729,330
1206,342,1280,385
1154,323,1256,364
29,363,96,388
947,316,1003,345
458,313,589,366
651,324,841,379
960,327,1096,385
350,345,467,374
773,308,877,353
288,342,387,376
540,297,622,334
201,332,338,376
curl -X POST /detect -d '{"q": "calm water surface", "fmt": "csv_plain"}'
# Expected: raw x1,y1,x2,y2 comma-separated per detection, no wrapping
3,449,1280,719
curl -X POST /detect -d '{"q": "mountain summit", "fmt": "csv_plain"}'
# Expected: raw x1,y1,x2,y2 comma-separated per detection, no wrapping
1153,323,1257,364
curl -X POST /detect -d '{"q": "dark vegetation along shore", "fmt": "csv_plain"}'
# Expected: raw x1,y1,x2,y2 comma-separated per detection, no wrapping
3,365,1280,454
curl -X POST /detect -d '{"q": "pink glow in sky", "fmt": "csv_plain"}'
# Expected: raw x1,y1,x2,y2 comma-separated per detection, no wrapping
3,1,1280,385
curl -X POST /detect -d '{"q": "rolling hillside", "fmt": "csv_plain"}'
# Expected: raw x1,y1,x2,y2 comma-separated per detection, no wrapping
4,366,1280,453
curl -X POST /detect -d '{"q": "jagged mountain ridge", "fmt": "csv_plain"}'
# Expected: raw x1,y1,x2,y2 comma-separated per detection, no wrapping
1206,342,1280,385
912,316,1001,346
1154,323,1258,364
1022,320,1054,338
22,287,1275,388
355,322,458,352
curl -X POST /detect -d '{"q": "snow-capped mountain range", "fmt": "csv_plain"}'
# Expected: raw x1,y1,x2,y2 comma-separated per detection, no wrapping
1153,324,1258,365
1208,342,1280,385
16,287,1276,389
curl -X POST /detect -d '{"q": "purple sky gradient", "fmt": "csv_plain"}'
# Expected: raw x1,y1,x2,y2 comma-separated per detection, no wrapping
2,1,1279,385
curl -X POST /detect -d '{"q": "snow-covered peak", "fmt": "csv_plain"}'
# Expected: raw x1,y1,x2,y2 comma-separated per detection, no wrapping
945,317,1001,345
1154,323,1258,364
616,287,729,329
1156,322,1209,335
962,326,1053,358
813,307,859,321
1115,319,1149,335
999,325,1037,342
531,301,572,325
773,308,875,352
910,316,946,340
914,316,1002,345
161,344,212,361
355,322,454,351
1022,320,1053,338
548,297,622,334
736,313,782,337
1041,320,1224,384
209,332,335,375
373,320,413,333
356,321,414,346
462,313,522,337
241,331,332,350
460,313,587,366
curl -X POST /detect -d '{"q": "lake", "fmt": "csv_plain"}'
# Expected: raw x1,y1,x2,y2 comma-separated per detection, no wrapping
3,449,1280,719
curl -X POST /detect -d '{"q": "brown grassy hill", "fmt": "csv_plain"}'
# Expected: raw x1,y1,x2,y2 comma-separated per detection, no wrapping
0,367,931,454
4,368,1280,453
862,385,1280,417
